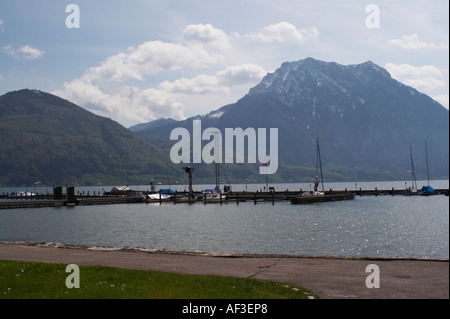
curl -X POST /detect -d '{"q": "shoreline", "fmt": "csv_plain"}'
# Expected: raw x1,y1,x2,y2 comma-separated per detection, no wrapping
1,241,448,299
1,241,449,262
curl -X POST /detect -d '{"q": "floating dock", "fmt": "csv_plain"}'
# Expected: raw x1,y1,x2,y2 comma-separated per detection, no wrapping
0,187,448,209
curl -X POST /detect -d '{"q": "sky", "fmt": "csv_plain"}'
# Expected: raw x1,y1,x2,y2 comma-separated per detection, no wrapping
0,0,448,127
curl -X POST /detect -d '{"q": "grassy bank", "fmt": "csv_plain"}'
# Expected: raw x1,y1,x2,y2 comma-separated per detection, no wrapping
0,260,317,299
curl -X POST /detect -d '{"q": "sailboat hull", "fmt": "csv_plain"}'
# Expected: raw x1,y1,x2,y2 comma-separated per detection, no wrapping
291,193,355,204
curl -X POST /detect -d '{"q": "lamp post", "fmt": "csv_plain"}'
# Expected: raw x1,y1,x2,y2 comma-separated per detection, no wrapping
182,166,194,195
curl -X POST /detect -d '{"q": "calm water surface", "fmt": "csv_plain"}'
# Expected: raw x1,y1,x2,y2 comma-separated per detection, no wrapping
0,181,448,259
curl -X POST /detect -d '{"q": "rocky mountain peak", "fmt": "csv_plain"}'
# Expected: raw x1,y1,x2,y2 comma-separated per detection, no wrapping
248,58,393,105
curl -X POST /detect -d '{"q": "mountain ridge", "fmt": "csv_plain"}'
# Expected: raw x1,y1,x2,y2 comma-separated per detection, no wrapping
0,89,178,186
136,58,449,183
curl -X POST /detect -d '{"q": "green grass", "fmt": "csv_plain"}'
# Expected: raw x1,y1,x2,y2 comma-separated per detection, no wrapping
0,260,317,299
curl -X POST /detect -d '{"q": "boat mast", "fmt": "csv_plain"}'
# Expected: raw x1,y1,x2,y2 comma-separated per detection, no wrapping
425,140,430,187
215,161,220,191
125,152,129,187
409,144,417,191
211,130,220,191
315,137,324,192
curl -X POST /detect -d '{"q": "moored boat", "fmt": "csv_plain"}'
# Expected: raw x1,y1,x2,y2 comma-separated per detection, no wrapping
418,141,436,196
405,144,419,196
203,189,227,203
291,138,355,205
291,193,355,204
174,193,198,203
9,191,36,198
418,185,436,196
147,193,172,201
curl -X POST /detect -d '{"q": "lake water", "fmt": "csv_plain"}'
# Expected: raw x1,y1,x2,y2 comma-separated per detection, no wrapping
0,180,448,259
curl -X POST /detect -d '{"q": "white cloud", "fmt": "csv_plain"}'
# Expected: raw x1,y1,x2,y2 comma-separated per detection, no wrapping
158,74,222,95
433,94,449,110
0,19,4,32
243,22,318,44
217,64,267,85
159,64,266,94
2,45,45,60
385,63,446,91
55,63,266,124
389,33,448,50
53,80,185,123
403,77,447,92
183,23,231,50
53,22,274,124
385,63,449,109
83,40,223,83
52,37,229,123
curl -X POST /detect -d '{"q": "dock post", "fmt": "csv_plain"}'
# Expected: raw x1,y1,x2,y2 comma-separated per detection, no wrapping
392,187,394,196
359,188,362,197
236,192,239,205
254,192,257,205
159,192,162,205
272,191,275,205
67,186,79,205
54,186,63,200
375,187,378,197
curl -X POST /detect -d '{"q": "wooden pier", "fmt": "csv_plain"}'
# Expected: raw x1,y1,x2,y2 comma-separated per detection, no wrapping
0,187,448,209
0,195,144,209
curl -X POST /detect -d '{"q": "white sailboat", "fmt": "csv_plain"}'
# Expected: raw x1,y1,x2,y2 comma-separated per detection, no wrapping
303,137,325,196
406,144,419,196
291,137,355,204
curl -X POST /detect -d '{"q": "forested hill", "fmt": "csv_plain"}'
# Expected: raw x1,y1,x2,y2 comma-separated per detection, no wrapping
0,89,176,186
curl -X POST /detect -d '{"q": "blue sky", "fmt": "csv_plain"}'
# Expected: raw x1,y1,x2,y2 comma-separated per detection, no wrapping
1,0,448,127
